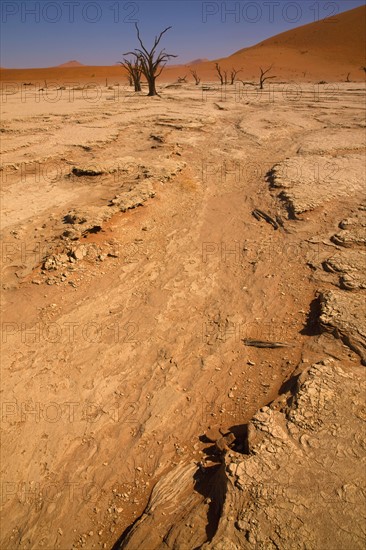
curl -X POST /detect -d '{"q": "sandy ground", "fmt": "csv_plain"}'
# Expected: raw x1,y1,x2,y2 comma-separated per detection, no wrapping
0,79,365,549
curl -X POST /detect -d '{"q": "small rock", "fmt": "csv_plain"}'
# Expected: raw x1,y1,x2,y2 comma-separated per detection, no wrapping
70,246,87,261
205,427,222,442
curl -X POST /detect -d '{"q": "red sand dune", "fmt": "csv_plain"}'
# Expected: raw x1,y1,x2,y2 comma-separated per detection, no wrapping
0,6,364,84
219,4,366,80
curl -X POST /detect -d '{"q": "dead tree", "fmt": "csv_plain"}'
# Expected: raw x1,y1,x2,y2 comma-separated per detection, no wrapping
259,65,276,89
230,68,242,85
118,57,142,91
190,69,200,85
239,80,255,87
125,23,177,96
215,63,227,85
177,75,187,83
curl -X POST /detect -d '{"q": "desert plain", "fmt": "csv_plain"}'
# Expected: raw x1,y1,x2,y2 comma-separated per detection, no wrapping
0,5,366,550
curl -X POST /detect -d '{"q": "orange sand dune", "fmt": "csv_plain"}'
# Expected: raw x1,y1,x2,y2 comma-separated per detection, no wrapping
217,4,366,80
0,6,365,85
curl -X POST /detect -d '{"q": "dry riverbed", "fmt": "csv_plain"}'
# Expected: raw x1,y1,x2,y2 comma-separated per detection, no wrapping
1,81,365,549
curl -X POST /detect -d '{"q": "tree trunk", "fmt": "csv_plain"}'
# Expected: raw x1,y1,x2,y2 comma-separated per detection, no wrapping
133,75,141,92
147,76,158,96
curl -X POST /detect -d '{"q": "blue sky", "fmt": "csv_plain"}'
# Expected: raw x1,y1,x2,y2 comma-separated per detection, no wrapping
1,1,364,68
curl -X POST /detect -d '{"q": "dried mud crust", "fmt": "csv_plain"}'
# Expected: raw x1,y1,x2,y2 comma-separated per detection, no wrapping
322,249,366,290
1,83,365,550
269,154,365,217
308,203,366,363
118,359,366,550
318,290,366,365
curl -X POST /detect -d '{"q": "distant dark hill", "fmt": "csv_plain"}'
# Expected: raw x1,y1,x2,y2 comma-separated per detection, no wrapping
56,60,85,68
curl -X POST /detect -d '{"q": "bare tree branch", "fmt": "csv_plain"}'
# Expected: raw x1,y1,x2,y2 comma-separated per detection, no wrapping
118,55,143,91
230,67,242,85
215,63,227,85
259,65,276,89
190,69,200,85
129,24,177,96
